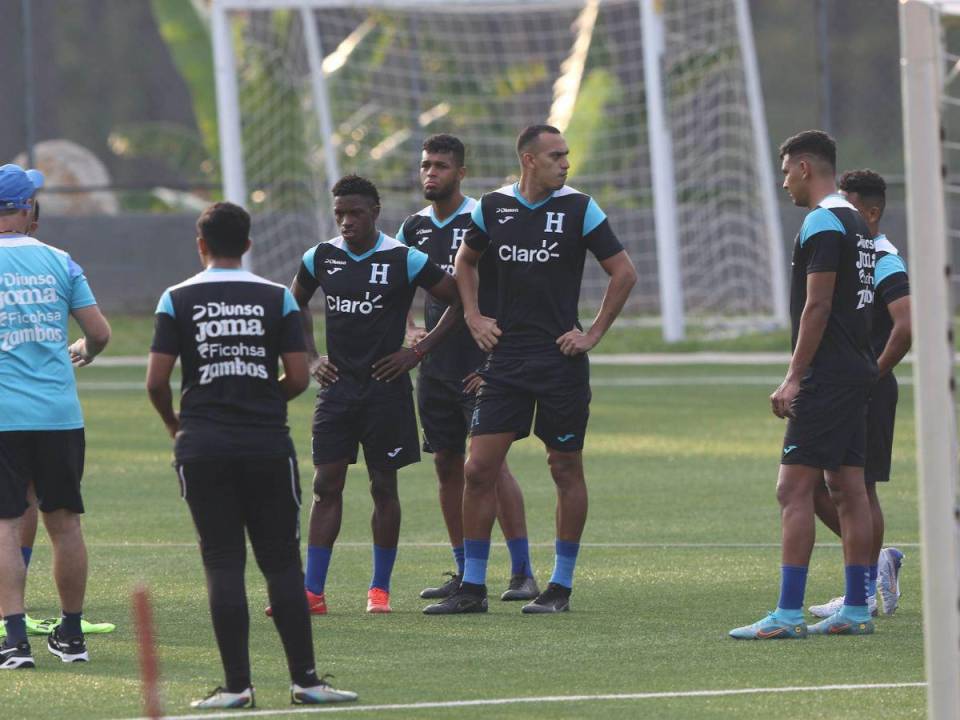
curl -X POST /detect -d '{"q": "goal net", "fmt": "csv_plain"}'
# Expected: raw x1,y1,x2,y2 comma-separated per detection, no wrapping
211,0,786,336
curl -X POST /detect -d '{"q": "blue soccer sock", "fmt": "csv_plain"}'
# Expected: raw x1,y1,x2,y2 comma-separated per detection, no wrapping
61,611,83,638
3,614,26,645
776,565,808,612
549,540,580,589
868,563,879,597
20,546,32,570
506,537,533,578
305,546,333,595
370,545,398,591
843,564,869,607
452,545,465,576
462,539,490,586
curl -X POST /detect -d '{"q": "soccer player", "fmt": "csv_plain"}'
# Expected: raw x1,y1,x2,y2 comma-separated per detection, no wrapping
0,164,111,669
425,125,637,614
397,134,538,602
808,170,908,619
730,131,878,639
147,202,357,707
289,175,462,615
0,199,116,642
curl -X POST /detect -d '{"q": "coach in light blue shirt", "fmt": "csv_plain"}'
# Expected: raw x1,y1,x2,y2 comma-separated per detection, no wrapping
0,164,111,669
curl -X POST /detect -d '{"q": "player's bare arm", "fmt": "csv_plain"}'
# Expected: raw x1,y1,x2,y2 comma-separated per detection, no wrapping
146,351,180,438
454,241,500,352
372,274,461,382
557,249,637,356
291,276,338,386
69,304,111,367
771,271,835,419
876,295,911,377
279,351,311,399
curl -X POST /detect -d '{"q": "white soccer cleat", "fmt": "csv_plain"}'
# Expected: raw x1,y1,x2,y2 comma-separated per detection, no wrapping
877,547,904,615
291,676,358,704
190,686,254,709
809,594,877,618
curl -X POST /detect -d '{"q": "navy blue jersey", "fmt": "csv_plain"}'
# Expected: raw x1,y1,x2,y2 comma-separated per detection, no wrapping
295,232,447,384
397,197,495,380
871,234,910,357
789,194,877,384
463,183,623,358
151,268,305,462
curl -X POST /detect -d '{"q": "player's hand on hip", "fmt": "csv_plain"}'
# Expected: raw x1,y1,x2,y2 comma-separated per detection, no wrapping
462,371,484,395
770,377,800,419
466,313,501,352
311,356,339,387
165,414,180,439
68,338,95,367
556,329,596,356
372,348,419,382
405,324,428,347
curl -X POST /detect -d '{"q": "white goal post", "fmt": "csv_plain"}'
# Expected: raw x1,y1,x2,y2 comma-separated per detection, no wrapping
899,2,960,719
210,0,788,341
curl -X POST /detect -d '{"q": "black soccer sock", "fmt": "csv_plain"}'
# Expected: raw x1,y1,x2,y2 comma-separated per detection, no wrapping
264,563,316,686
205,565,252,693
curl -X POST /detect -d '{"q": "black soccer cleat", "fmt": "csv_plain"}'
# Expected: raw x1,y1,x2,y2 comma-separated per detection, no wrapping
521,582,571,614
500,574,540,601
422,584,488,614
420,571,462,599
47,627,89,663
0,640,35,669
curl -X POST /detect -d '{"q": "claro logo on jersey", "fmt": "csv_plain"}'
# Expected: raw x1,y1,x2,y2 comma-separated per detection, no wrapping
192,302,266,342
326,292,383,315
498,239,560,264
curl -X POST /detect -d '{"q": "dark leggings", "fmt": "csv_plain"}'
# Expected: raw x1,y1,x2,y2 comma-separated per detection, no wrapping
179,456,315,692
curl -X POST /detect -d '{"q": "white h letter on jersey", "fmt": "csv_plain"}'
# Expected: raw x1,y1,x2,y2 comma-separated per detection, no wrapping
451,228,467,250
369,263,390,285
544,212,565,233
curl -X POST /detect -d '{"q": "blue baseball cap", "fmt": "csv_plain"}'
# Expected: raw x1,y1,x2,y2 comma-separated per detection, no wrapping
0,164,45,211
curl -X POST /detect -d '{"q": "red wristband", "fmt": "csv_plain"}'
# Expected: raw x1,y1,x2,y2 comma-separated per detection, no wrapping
412,345,425,360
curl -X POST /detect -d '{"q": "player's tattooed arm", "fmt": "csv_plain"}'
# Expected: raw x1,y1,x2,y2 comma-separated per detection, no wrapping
146,352,180,438
558,249,637,356
372,275,461,382
771,270,835,419
455,242,500,352
291,277,338,386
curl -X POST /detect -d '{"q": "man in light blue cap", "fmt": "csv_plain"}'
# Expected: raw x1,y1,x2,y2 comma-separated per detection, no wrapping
0,164,112,669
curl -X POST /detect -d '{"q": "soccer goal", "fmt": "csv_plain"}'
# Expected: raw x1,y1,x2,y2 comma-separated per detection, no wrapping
899,2,960,718
210,0,787,341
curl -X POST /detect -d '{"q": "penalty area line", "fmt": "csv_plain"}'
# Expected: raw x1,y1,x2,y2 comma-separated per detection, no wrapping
128,682,927,720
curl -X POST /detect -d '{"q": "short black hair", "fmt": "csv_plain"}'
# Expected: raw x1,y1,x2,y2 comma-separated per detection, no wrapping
331,174,380,206
838,169,886,214
778,130,837,171
423,134,465,167
197,202,250,258
516,124,561,156
33,200,40,222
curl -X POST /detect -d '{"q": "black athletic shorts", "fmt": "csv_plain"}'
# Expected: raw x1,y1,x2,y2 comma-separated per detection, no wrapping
470,353,591,452
0,429,85,518
781,381,870,470
865,373,898,484
311,375,420,470
417,373,476,455
176,455,303,573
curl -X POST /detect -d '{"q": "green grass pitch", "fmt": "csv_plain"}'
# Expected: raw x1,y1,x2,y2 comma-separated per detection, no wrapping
1,361,926,719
